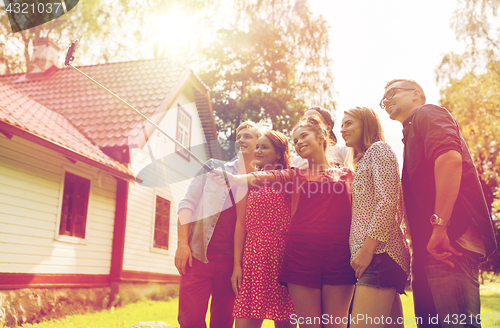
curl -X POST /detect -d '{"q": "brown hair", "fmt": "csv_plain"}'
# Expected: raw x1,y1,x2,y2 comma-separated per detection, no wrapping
259,130,291,169
384,79,426,104
344,107,385,163
291,116,331,152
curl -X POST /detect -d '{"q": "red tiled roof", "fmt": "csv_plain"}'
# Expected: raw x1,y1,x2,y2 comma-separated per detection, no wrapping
0,81,134,180
0,58,219,153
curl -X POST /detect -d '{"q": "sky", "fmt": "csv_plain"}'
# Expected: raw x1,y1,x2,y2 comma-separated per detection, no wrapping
307,0,465,163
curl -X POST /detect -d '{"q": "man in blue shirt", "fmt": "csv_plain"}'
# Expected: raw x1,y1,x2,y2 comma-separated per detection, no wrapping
381,79,496,328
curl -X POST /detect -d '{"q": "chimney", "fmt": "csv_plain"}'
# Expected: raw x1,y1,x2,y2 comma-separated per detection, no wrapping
27,37,60,76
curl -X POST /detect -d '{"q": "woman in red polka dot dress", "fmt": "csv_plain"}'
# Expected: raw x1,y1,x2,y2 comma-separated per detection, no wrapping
232,130,295,328
211,117,356,328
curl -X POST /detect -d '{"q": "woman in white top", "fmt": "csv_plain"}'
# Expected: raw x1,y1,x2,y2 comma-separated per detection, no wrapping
291,107,353,170
341,107,410,328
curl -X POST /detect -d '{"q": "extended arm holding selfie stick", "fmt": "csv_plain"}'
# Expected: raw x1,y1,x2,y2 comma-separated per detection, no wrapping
65,40,220,175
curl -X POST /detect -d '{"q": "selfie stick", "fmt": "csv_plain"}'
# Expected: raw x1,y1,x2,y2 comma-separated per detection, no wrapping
64,40,218,174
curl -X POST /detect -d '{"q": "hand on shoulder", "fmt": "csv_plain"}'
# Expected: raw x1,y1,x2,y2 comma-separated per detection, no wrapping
340,166,354,180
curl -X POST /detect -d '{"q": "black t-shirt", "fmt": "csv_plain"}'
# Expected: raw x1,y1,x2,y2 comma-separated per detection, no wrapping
401,104,496,259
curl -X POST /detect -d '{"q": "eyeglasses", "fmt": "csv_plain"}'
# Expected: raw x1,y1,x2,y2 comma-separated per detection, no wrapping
379,87,415,109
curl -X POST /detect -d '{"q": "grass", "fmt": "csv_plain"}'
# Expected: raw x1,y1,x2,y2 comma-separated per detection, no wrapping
5,299,178,328
5,279,500,328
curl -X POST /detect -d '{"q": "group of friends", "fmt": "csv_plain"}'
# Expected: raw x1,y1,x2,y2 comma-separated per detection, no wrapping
174,79,497,328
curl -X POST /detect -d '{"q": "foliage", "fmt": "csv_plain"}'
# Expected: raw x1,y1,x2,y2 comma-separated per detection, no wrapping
199,23,305,141
437,0,500,224
234,0,336,108
0,0,118,72
0,0,218,73
479,280,500,325
439,71,500,221
436,0,500,83
198,0,335,158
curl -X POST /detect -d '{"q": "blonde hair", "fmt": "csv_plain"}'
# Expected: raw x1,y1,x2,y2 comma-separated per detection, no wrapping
344,107,385,164
236,120,267,138
384,79,426,104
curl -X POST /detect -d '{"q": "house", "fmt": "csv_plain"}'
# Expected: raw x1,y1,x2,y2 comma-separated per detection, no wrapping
0,38,221,325
0,80,135,325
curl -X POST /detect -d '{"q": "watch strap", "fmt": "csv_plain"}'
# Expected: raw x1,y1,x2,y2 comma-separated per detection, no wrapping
430,214,450,226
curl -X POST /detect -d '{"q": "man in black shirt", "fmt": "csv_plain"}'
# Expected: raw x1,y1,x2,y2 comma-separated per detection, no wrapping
380,79,496,328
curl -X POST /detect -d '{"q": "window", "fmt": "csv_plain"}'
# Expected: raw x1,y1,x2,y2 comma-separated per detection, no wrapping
154,195,170,250
176,105,191,160
59,172,90,238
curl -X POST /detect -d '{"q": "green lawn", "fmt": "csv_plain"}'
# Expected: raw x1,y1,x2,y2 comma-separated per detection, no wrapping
7,280,500,328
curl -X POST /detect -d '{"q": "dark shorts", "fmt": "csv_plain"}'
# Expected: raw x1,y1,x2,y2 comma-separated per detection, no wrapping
356,252,408,294
279,238,356,289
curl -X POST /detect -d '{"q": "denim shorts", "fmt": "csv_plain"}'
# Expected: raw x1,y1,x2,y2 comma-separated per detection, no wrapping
356,252,408,294
279,238,356,289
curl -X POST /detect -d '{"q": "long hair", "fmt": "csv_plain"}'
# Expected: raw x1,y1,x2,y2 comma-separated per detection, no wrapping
259,130,291,170
344,107,385,164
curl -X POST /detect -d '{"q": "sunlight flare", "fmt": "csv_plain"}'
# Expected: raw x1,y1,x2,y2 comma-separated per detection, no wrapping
153,9,193,51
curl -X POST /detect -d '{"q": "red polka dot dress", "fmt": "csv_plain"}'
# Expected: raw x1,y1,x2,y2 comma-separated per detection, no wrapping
233,186,295,321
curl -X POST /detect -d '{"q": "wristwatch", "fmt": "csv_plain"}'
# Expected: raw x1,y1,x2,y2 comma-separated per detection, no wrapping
430,214,450,226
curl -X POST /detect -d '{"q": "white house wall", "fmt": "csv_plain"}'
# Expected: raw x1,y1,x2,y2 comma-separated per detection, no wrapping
0,134,117,275
124,92,209,275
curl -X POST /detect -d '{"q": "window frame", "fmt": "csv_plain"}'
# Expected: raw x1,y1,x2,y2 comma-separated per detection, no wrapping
175,104,192,162
55,168,93,244
152,194,171,252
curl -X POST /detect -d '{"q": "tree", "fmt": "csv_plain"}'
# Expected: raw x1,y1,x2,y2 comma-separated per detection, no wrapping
436,0,500,83
198,0,335,157
0,0,220,73
437,0,500,221
439,71,500,220
199,23,304,135
0,0,118,73
234,0,335,108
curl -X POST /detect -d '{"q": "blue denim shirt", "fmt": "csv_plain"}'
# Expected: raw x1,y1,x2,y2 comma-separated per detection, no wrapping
178,158,239,263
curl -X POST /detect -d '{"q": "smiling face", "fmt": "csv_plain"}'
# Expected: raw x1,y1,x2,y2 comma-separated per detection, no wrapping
341,114,363,153
382,81,421,123
292,126,324,159
254,136,280,170
235,128,258,156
